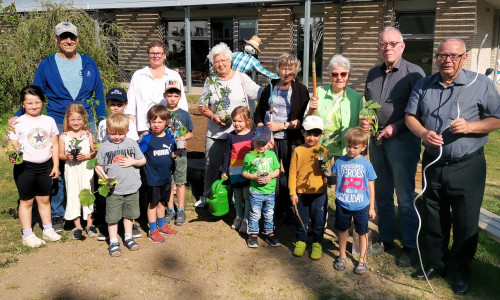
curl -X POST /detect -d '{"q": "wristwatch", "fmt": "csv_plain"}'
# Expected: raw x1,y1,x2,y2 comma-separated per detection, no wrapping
283,122,288,130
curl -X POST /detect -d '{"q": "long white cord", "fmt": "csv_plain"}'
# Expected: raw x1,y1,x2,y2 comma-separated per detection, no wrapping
412,34,488,293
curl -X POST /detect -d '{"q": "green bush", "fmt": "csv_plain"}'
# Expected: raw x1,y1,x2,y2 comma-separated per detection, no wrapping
0,0,123,118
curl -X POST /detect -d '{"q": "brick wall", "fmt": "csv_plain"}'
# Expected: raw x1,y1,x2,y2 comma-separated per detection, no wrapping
116,12,161,72
323,1,393,93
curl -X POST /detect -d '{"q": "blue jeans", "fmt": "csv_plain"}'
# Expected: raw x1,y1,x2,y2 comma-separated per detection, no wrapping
369,130,420,248
248,189,275,235
295,193,326,243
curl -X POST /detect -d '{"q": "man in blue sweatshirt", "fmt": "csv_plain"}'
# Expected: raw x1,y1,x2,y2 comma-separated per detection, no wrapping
8,22,106,231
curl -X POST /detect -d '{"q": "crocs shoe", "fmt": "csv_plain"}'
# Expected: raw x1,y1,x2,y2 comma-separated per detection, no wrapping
159,224,177,236
42,228,62,242
311,242,322,260
22,233,46,248
109,242,122,257
293,241,306,257
148,229,165,243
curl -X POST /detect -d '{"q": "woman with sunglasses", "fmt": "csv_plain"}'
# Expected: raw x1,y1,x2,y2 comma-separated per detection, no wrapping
125,40,188,137
306,54,363,157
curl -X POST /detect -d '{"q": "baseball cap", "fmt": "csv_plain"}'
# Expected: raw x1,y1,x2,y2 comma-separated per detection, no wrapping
106,88,127,103
302,115,324,131
55,22,78,37
252,126,272,142
165,79,182,92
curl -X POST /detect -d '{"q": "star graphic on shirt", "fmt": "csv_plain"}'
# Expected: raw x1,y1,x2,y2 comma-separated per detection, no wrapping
34,132,44,143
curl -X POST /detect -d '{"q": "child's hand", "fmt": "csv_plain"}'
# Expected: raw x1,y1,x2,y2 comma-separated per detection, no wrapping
76,153,89,161
118,154,135,168
49,166,60,179
221,173,228,180
66,153,74,161
369,208,376,220
8,156,15,164
290,195,298,206
256,174,270,185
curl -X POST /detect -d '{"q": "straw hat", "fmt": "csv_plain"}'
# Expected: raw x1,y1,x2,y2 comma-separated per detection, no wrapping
245,35,261,52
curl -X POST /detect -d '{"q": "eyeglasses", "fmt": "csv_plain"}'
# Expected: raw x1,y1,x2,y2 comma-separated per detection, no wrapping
331,72,348,78
379,42,401,49
305,130,322,137
435,53,465,62
149,52,164,57
213,58,230,66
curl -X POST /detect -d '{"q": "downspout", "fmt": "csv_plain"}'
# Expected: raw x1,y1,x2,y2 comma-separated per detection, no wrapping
339,0,344,54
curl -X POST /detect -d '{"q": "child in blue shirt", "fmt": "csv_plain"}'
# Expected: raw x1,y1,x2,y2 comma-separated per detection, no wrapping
331,127,376,275
139,105,184,243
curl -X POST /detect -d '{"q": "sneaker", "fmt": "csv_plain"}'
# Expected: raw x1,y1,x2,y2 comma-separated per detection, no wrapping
247,235,258,248
72,228,83,240
132,224,142,239
52,217,64,233
370,241,394,256
124,238,140,251
165,210,176,224
397,247,418,267
22,233,46,248
98,226,108,241
194,197,208,208
265,233,281,247
175,211,186,226
86,225,98,238
108,242,122,257
293,241,307,257
231,216,242,230
239,218,248,234
311,242,323,260
148,229,165,243
159,223,177,236
42,228,62,242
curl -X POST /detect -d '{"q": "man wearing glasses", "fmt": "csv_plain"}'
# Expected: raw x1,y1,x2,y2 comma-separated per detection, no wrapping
363,27,425,267
406,37,500,295
9,22,106,232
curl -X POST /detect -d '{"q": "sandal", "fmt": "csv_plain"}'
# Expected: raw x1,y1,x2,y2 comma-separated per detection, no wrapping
354,261,368,275
334,257,347,270
124,238,140,251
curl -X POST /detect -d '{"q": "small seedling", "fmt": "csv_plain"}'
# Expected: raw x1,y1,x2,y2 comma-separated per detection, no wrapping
201,72,232,124
359,100,382,135
78,177,117,206
68,137,84,159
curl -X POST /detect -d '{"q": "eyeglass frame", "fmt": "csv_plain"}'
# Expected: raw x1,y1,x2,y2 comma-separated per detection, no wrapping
213,58,230,66
331,72,348,78
378,41,402,49
435,53,466,62
149,52,165,57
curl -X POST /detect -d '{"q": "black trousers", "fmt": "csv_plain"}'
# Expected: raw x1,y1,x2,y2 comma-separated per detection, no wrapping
272,139,294,219
422,148,486,273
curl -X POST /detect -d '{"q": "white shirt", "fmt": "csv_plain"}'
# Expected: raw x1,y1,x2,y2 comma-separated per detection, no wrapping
124,66,188,132
98,119,140,143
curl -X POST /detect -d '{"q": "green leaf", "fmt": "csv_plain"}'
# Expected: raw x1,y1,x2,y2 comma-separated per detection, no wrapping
98,178,107,185
86,158,98,169
98,184,111,197
79,189,96,206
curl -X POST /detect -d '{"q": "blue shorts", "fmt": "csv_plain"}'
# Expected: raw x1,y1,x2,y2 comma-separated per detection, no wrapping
334,200,369,235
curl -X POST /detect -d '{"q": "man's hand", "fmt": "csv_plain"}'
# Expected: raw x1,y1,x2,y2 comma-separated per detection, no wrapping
421,130,444,147
359,119,372,131
377,124,397,140
266,121,282,132
450,118,470,134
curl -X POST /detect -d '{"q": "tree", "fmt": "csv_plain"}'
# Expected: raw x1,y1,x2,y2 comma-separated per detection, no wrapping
0,1,123,116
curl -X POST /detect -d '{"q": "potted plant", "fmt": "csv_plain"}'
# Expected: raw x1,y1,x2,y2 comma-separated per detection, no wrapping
68,137,84,160
359,100,382,144
7,145,23,165
321,155,336,185
249,150,269,179
202,72,232,125
169,112,188,149
313,147,326,169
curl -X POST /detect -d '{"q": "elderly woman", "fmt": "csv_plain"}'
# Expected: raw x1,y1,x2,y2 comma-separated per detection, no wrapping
254,52,310,220
307,54,363,157
195,42,262,207
125,40,188,136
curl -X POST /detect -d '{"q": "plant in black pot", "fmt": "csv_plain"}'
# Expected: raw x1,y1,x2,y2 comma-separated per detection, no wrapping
321,155,336,186
313,147,326,170
7,144,24,165
68,137,84,160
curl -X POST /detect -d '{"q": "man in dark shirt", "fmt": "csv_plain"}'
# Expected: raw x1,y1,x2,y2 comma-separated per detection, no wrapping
363,27,425,267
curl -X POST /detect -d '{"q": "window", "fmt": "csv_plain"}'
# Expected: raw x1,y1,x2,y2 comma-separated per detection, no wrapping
397,12,435,75
238,19,257,51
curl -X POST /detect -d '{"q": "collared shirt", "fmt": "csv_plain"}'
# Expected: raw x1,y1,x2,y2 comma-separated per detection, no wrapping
124,66,188,132
232,52,279,79
406,70,500,159
365,58,425,132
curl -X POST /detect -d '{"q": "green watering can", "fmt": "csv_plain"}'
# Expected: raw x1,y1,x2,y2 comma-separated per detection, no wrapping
206,178,231,216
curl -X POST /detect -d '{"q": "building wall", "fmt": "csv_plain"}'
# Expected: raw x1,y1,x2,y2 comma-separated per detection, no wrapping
322,1,393,93
116,11,161,71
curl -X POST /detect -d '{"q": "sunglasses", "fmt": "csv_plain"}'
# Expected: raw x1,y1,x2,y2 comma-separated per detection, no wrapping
331,72,348,78
59,32,77,41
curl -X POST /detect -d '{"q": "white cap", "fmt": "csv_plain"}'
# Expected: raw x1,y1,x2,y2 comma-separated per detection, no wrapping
302,115,324,131
165,79,182,92
55,22,78,36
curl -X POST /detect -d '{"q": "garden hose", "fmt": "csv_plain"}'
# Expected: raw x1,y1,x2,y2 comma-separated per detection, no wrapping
413,34,488,293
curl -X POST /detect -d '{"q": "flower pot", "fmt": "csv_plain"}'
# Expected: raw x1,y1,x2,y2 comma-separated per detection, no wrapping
8,150,23,164
176,139,186,149
70,148,81,160
326,175,336,186
318,159,325,170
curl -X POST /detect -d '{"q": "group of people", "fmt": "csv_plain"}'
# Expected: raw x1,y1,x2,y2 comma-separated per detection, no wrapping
6,20,500,295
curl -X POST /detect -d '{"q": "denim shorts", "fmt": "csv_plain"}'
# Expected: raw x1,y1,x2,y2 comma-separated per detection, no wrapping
334,201,369,235
105,191,140,224
172,156,187,185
